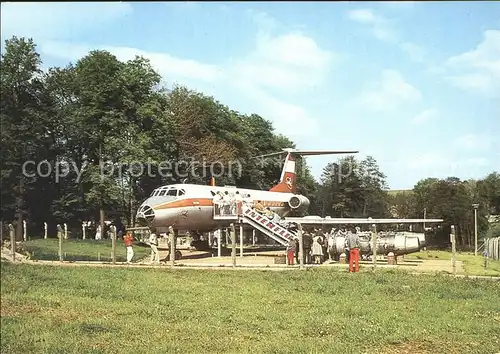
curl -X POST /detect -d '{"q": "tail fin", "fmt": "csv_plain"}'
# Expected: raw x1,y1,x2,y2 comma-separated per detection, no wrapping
270,153,296,193
264,148,359,194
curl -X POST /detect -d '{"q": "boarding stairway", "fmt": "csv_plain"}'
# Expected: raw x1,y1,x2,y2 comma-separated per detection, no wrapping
213,201,297,246
239,205,297,246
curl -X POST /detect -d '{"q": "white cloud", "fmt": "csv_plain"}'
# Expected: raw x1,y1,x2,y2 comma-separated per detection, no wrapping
347,9,385,25
0,2,132,40
357,70,422,111
346,8,425,62
445,30,500,95
107,46,221,83
453,134,492,150
236,84,318,137
38,9,327,138
222,27,332,135
448,74,493,91
411,109,439,125
231,32,335,92
41,41,221,83
255,33,332,69
347,9,396,41
247,9,279,33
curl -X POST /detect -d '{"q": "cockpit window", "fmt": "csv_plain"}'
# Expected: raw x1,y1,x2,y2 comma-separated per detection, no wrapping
166,189,177,196
158,190,167,197
179,189,186,196
153,190,160,197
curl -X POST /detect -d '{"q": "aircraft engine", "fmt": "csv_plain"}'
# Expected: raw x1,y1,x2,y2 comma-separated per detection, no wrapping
329,232,423,259
368,234,421,256
288,195,310,214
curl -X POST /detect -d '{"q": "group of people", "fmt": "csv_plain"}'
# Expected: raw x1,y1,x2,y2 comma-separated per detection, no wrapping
121,226,176,264
285,226,362,272
88,221,123,240
213,191,252,216
252,200,291,228
248,199,363,272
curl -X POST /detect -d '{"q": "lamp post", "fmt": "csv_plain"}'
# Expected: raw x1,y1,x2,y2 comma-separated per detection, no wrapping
472,203,479,256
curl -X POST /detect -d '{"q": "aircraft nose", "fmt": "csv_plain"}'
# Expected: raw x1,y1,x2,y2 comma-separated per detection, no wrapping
137,204,155,224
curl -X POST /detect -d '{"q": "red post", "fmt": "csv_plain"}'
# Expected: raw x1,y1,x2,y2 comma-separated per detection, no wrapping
287,249,295,265
349,248,360,272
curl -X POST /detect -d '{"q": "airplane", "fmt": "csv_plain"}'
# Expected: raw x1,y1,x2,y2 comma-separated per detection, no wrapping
135,147,443,249
135,148,358,234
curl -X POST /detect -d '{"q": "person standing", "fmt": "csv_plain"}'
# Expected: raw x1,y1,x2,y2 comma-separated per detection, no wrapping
123,231,134,264
149,228,159,264
234,192,243,214
347,228,361,272
303,231,313,264
294,237,300,264
95,224,101,240
167,225,176,261
312,237,323,264
254,200,265,213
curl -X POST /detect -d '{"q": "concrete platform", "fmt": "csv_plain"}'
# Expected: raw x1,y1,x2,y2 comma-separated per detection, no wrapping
139,248,467,274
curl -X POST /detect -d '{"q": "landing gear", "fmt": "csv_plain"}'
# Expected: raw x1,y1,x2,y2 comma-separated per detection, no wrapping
191,239,210,251
189,230,211,251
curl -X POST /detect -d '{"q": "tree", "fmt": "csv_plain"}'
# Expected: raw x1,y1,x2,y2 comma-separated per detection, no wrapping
359,156,390,217
477,172,500,215
0,36,47,238
165,86,239,185
317,155,388,218
3,35,498,243
388,191,416,219
319,156,364,217
412,177,490,247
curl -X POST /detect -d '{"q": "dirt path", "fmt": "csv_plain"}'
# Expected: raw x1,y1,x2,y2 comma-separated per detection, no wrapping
5,246,499,280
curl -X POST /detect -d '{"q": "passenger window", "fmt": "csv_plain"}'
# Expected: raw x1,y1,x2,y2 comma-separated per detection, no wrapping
178,189,186,196
210,191,216,196
167,189,177,196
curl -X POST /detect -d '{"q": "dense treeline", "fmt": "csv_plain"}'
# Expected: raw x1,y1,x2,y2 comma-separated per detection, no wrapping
1,36,499,247
388,175,500,246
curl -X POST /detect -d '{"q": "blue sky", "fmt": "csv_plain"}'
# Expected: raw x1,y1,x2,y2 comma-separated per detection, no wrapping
2,2,499,189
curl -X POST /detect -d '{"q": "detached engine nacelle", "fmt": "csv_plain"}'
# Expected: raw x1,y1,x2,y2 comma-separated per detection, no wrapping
288,194,310,214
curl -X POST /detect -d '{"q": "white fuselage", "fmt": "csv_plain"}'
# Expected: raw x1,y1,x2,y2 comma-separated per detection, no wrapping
136,184,293,233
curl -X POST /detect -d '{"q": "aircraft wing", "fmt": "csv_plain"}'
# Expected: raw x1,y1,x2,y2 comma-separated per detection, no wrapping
284,217,443,224
252,149,359,159
284,149,359,156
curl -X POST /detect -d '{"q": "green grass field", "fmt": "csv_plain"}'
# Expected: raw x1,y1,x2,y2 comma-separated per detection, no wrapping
406,250,500,276
21,239,151,262
1,262,499,354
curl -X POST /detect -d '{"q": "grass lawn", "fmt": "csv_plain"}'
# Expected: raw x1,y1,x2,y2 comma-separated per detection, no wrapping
1,263,499,354
406,250,500,277
21,239,151,263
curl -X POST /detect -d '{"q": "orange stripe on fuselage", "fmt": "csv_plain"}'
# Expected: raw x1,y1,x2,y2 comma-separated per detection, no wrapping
153,198,213,210
153,198,287,210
